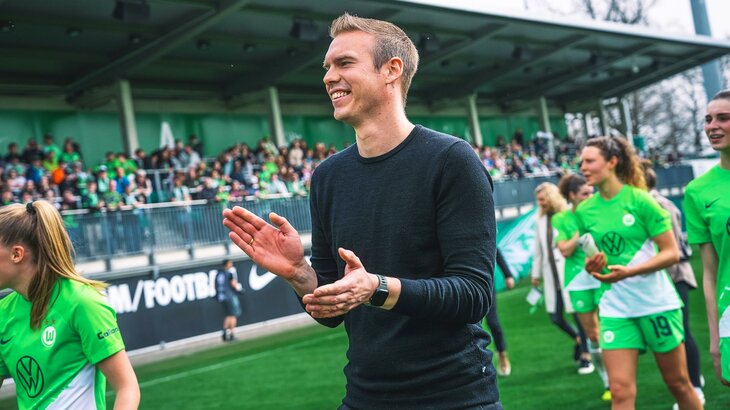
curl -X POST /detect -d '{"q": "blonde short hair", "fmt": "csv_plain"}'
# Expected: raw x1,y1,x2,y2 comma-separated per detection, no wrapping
534,182,568,216
330,13,419,106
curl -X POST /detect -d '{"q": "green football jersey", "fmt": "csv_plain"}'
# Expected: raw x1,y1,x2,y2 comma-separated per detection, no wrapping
0,278,124,409
553,210,599,291
684,164,730,337
575,184,681,318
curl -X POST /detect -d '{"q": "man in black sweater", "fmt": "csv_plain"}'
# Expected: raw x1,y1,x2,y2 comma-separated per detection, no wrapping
223,13,500,409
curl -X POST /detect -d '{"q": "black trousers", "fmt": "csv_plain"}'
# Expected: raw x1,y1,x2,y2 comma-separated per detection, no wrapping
485,291,507,352
675,280,702,388
548,286,588,354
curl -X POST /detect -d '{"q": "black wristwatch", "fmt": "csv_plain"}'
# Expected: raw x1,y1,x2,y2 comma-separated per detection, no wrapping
368,274,389,307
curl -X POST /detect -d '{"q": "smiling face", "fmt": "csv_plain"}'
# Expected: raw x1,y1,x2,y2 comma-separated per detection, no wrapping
323,31,387,126
705,98,730,153
580,146,614,187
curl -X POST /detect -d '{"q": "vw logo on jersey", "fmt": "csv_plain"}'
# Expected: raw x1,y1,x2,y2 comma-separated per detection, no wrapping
16,356,44,398
603,330,615,344
600,232,626,256
41,326,56,348
622,213,635,226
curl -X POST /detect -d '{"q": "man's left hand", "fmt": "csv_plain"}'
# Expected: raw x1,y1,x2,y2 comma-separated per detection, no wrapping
302,248,377,318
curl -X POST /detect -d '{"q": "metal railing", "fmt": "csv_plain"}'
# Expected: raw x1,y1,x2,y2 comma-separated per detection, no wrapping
62,165,694,267
65,197,311,267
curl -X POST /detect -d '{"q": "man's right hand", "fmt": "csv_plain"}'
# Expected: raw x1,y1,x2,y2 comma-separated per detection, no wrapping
222,207,308,281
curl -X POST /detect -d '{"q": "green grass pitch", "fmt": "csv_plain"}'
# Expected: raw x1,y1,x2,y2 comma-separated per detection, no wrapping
1,253,729,409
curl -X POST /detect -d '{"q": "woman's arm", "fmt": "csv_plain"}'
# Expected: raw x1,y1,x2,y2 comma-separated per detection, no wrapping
594,230,679,283
556,232,579,258
700,243,730,385
98,350,140,410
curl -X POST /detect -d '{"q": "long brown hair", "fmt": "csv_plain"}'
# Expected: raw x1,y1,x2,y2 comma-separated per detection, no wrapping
0,201,106,329
584,136,646,190
558,173,587,201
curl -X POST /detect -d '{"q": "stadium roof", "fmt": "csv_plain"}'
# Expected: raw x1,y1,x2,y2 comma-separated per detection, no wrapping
1,0,729,110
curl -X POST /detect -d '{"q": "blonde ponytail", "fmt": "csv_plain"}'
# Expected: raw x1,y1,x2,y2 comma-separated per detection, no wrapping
0,201,106,329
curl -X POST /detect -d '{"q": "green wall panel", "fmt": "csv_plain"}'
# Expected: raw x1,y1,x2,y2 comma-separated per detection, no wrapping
410,116,470,141
0,111,122,166
0,110,568,164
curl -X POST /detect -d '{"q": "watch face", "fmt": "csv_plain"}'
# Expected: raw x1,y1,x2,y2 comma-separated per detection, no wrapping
369,289,388,307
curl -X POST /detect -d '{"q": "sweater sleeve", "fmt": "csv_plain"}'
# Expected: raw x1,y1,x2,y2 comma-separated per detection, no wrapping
305,169,345,328
391,141,496,324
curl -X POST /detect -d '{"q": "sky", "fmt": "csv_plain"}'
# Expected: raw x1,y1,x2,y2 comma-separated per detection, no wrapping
407,0,730,40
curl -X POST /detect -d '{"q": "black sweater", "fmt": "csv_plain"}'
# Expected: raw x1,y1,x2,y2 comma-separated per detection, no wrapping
308,126,500,409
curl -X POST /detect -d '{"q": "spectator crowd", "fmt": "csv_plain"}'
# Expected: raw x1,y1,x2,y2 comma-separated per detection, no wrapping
0,129,682,213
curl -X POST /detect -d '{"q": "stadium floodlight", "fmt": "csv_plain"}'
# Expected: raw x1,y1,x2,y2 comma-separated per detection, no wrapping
66,27,82,37
113,0,151,23
197,39,211,50
511,45,532,61
0,20,14,32
418,33,440,53
289,19,319,42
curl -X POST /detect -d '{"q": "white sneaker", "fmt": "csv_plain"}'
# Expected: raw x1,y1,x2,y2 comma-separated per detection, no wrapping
671,387,705,410
578,359,595,375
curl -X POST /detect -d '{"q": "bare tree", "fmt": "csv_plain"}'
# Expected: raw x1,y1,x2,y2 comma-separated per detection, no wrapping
543,0,725,161
572,0,657,24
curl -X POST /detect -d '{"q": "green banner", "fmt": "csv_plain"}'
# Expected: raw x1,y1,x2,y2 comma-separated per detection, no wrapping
494,209,537,292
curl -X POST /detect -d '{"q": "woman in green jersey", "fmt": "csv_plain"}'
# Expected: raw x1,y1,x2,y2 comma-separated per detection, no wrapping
684,89,730,388
530,182,592,373
0,201,139,409
555,173,610,400
578,137,701,410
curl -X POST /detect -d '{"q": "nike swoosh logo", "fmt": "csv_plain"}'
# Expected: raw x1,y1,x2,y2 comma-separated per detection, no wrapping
248,265,277,291
247,256,311,291
705,198,720,208
0,337,12,345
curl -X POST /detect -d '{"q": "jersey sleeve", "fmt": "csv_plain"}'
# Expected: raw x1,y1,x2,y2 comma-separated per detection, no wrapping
639,191,672,238
683,187,711,244
73,287,125,365
0,356,8,377
574,202,588,235
554,212,577,242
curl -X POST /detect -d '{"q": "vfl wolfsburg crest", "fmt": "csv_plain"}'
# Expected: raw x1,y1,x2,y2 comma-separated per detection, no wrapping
41,326,56,348
16,356,44,398
622,213,635,226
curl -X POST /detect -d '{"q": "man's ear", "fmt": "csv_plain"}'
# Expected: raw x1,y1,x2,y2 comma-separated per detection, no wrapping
382,57,404,85
11,245,26,264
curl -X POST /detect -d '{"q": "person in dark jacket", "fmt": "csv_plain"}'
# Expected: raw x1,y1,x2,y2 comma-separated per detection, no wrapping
215,259,243,342
223,13,500,410
484,249,516,376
